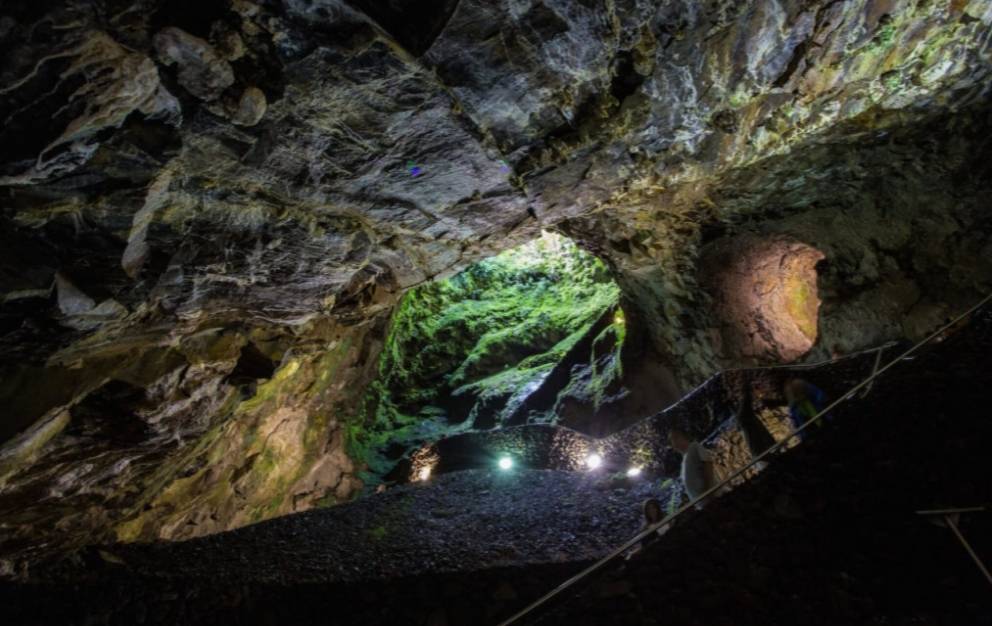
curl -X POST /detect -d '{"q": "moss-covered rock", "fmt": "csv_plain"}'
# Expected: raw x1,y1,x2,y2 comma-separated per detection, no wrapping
351,232,620,480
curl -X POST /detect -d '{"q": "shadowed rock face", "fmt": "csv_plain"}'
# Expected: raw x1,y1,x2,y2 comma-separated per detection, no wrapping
0,0,991,571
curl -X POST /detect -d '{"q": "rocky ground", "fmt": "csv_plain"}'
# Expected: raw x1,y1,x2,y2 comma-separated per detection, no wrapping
36,468,670,585
2,307,990,625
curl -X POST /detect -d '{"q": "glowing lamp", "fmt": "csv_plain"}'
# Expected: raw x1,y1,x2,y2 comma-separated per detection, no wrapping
626,466,642,478
498,456,514,471
585,453,603,470
418,466,432,481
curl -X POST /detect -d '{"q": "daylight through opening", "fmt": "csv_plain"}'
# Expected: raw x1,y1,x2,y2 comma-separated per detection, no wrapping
353,231,628,480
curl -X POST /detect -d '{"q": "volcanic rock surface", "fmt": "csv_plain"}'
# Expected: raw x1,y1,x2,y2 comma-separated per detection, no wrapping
1,0,991,572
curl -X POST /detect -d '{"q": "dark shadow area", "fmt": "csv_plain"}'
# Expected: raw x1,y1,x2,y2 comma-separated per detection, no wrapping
226,343,277,387
609,50,646,104
150,0,233,38
68,380,151,445
344,0,461,56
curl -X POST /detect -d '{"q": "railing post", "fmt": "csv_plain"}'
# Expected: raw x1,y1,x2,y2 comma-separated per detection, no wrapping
858,345,885,399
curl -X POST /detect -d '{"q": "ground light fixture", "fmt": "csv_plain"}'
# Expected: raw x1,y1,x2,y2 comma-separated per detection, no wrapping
626,466,642,478
418,466,432,481
585,453,603,470
498,456,514,471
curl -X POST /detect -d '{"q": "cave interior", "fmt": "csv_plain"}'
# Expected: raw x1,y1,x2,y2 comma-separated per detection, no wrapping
0,0,991,624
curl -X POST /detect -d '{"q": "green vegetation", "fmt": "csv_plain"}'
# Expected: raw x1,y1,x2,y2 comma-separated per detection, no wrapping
349,231,620,475
660,478,681,516
873,21,898,49
368,525,388,541
727,84,750,109
882,71,901,91
553,320,625,413
785,275,818,341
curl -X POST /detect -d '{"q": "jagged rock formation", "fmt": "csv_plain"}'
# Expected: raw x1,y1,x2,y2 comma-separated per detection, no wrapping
1,0,991,571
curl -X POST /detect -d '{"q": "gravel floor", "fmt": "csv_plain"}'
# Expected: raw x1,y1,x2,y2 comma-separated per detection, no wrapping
52,468,671,585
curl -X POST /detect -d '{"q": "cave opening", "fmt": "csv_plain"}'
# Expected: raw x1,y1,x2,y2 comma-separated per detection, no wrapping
353,231,630,480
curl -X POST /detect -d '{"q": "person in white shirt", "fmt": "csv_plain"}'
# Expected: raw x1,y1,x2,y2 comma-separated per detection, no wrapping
668,427,718,505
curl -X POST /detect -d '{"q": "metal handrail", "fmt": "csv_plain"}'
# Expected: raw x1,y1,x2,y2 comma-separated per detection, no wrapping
623,339,902,434
916,506,992,587
498,291,992,626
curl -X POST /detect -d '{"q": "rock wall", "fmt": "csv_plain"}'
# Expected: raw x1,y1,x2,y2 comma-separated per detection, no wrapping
0,314,384,573
0,0,990,564
565,98,992,388
555,0,992,384
699,235,824,363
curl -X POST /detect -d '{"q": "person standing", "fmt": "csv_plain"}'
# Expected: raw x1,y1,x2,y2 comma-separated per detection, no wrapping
626,498,671,559
735,381,776,467
784,378,828,439
668,428,719,505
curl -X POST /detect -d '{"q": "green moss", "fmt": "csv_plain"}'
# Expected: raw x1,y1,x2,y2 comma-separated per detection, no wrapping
368,525,388,541
727,84,750,108
844,16,897,59
550,316,626,413
350,232,620,473
315,493,337,508
881,71,901,90
874,22,897,48
235,359,301,416
592,325,624,404
785,276,818,341
256,447,279,476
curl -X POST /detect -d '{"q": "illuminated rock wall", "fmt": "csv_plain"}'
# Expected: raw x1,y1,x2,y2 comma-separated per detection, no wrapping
700,236,825,363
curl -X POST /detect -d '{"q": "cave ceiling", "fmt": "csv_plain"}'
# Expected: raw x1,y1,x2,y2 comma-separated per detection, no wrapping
0,0,990,567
